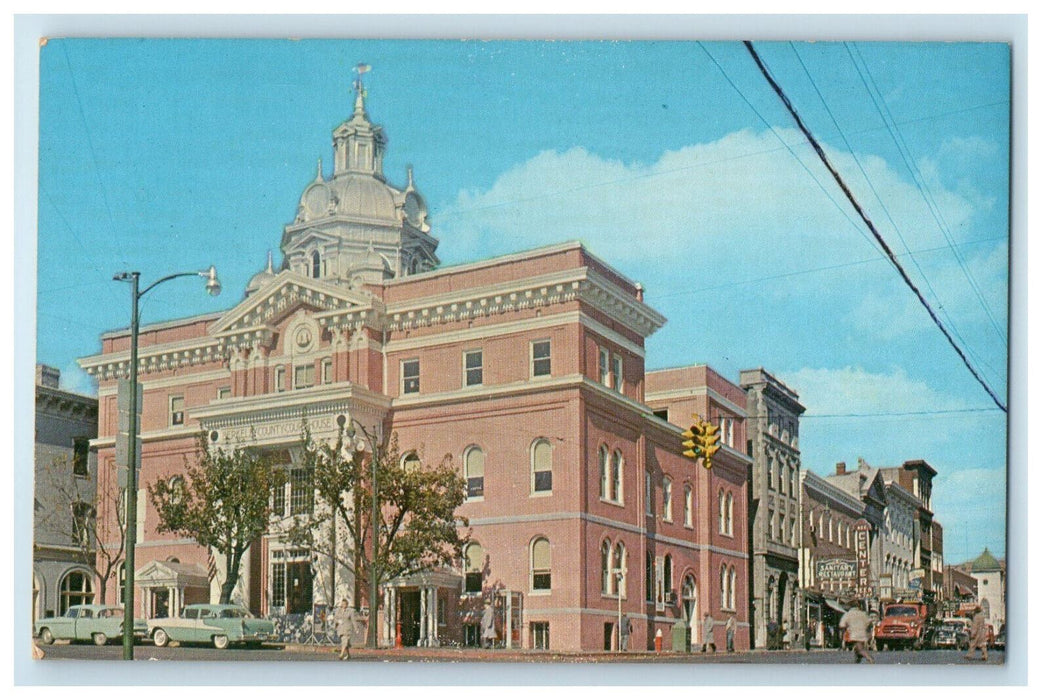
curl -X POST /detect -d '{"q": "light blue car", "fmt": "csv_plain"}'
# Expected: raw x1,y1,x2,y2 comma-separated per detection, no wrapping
34,604,148,646
148,604,277,650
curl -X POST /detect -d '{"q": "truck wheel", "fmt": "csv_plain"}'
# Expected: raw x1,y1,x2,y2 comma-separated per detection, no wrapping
913,639,923,651
153,628,169,647
213,634,230,650
92,632,108,646
39,628,54,645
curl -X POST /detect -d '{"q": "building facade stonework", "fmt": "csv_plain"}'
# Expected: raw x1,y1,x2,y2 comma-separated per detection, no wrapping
79,82,752,652
739,368,805,649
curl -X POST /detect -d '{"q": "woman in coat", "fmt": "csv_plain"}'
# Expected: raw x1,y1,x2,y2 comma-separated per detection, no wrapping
334,599,355,660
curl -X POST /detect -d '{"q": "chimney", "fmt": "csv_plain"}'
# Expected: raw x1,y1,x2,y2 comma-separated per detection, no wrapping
36,364,60,389
836,461,847,475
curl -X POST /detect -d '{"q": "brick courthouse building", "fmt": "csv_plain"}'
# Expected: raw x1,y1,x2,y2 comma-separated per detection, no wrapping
80,82,752,652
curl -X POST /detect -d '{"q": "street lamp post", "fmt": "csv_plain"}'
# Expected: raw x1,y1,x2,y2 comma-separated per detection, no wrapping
614,568,626,652
114,266,220,661
345,417,383,649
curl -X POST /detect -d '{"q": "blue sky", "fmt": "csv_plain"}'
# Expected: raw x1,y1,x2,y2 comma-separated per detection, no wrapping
35,38,1010,564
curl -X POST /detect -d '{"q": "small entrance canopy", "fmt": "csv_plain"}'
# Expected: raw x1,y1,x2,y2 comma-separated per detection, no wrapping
824,597,847,614
136,560,210,618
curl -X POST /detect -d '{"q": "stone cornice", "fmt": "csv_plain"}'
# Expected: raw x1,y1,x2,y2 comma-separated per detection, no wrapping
191,382,391,431
35,385,98,417
79,339,226,381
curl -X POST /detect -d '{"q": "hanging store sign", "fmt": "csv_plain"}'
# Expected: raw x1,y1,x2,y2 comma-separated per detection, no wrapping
816,558,857,581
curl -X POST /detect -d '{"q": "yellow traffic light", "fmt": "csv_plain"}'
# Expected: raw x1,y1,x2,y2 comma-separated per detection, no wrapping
700,421,721,470
681,423,702,459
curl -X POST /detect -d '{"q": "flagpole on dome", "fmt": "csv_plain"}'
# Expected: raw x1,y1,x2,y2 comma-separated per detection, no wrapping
354,63,371,115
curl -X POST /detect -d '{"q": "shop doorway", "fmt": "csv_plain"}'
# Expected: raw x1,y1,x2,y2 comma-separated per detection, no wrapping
152,589,170,618
399,590,421,646
603,622,615,651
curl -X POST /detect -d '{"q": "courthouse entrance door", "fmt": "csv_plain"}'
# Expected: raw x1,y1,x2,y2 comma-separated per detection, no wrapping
286,561,313,615
398,590,421,646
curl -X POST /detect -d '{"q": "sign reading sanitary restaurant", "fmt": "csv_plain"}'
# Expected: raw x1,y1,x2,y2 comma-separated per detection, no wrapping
816,558,857,582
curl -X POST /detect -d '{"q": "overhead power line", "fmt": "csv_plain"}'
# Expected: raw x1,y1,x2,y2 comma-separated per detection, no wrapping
742,41,1006,413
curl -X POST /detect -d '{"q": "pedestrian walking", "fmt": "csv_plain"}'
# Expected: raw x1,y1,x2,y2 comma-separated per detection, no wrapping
619,612,632,651
481,602,497,649
839,600,875,664
725,614,737,653
333,599,354,660
702,612,716,653
965,606,990,661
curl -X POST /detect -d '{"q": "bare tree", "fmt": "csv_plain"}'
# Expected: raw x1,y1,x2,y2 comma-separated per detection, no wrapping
36,454,126,603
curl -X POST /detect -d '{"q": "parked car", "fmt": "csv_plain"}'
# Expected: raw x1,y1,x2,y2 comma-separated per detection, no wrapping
932,618,971,650
34,604,148,646
147,604,277,650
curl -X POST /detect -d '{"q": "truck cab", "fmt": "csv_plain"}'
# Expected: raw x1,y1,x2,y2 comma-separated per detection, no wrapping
874,602,929,651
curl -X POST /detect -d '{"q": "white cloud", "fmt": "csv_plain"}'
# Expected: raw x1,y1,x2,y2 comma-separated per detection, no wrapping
60,361,97,397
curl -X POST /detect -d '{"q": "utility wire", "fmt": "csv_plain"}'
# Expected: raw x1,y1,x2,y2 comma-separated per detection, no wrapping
849,43,1007,348
787,42,1004,387
743,41,1006,413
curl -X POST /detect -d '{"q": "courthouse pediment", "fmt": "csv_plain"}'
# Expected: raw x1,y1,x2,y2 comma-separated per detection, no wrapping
209,271,383,349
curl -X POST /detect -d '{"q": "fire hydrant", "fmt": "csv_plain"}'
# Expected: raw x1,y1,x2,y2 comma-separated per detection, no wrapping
655,628,663,653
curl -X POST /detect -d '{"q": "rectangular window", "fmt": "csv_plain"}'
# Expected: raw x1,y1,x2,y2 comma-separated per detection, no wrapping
531,622,550,650
322,358,333,384
72,501,92,546
272,473,286,516
598,348,610,386
169,395,185,426
217,387,231,400
294,364,315,390
402,359,420,395
274,366,286,393
290,468,310,515
644,472,653,515
653,409,669,421
464,350,483,387
531,340,551,377
611,354,623,392
271,563,286,610
72,437,89,477
465,572,482,594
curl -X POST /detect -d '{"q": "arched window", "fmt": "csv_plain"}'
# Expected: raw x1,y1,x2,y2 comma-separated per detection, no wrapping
612,450,623,503
532,439,552,493
645,550,654,602
663,554,673,599
601,540,612,595
818,514,825,539
599,445,609,500
464,542,484,593
531,538,551,592
311,251,321,278
682,574,698,636
837,521,843,546
614,543,627,598
60,570,93,614
401,451,422,472
718,489,726,533
727,491,735,535
684,484,693,527
720,564,729,608
465,447,484,499
729,567,737,610
662,476,672,521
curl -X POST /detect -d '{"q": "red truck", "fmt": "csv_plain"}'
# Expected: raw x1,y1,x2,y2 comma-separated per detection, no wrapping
874,602,929,651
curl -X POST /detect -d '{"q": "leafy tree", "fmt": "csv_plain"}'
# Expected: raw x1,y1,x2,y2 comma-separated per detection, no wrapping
148,433,279,604
37,453,126,603
286,427,468,610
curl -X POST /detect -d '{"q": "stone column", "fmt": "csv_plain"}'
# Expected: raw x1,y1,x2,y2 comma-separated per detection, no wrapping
418,587,428,647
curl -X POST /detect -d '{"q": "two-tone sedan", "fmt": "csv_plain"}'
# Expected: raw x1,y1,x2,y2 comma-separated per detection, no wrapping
148,604,277,650
34,604,148,646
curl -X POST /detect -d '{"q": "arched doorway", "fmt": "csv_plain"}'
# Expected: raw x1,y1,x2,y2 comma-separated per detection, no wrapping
682,574,698,645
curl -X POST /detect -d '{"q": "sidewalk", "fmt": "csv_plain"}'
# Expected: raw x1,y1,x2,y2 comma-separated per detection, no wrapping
281,644,838,662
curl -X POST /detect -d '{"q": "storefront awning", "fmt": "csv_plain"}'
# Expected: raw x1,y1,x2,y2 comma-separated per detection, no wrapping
954,583,974,597
825,598,847,614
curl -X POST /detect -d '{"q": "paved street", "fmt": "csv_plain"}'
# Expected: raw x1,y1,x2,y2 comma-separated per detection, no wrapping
37,641,1004,665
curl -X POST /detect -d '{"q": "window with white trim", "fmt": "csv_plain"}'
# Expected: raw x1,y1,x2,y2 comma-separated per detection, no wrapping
465,447,484,499
294,363,315,389
401,359,420,395
684,484,693,527
727,491,735,535
169,395,185,426
611,354,623,393
217,386,231,400
464,542,484,593
531,339,551,377
612,450,623,503
322,358,333,384
720,564,729,608
598,347,610,386
532,439,552,493
729,567,737,610
614,543,627,598
662,476,672,522
274,366,286,393
645,472,653,515
290,468,311,515
601,540,612,595
718,489,726,534
662,554,673,601
531,537,551,592
464,349,483,387
599,445,610,500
